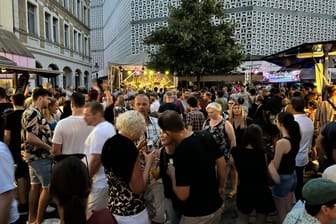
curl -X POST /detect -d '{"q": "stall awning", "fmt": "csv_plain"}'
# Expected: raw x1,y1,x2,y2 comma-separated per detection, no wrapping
0,29,34,58
0,64,62,78
0,55,17,66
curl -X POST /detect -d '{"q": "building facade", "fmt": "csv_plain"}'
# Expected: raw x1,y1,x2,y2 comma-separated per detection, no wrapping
0,0,13,32
225,0,336,56
90,0,336,87
99,0,179,69
12,0,92,90
90,0,104,78
98,0,336,61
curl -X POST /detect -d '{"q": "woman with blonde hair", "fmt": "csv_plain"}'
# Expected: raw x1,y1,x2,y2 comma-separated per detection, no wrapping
202,102,237,198
101,110,155,224
228,101,251,198
42,97,59,136
229,102,250,147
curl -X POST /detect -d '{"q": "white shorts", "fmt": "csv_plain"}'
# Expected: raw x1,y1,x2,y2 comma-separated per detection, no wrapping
87,187,108,215
113,208,150,224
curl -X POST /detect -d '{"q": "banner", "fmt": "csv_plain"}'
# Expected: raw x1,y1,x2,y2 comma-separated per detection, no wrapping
262,70,301,83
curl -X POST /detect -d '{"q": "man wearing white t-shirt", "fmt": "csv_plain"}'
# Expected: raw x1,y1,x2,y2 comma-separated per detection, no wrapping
52,92,93,155
83,101,116,216
291,96,314,201
149,92,160,113
0,142,19,224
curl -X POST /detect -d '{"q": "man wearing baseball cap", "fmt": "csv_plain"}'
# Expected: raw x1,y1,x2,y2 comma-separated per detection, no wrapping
284,177,336,224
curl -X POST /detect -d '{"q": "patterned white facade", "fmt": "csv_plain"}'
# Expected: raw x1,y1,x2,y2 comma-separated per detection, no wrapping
130,0,179,55
224,0,336,56
90,0,104,74
94,0,336,71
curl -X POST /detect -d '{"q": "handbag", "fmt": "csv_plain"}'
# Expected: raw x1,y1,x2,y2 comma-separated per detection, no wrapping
265,154,280,186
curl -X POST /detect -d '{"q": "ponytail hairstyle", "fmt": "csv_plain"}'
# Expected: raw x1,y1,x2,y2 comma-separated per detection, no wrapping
277,112,301,149
50,156,91,224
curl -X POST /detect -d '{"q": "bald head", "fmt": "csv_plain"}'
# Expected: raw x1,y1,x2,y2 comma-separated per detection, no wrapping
134,94,150,116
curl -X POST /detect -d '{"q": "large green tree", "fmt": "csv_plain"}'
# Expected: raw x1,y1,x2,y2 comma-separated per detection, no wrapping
144,0,244,85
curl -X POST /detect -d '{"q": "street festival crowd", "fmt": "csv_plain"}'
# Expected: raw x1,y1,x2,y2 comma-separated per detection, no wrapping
3,82,336,224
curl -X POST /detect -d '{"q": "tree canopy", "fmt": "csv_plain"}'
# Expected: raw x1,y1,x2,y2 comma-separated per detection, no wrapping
144,0,244,80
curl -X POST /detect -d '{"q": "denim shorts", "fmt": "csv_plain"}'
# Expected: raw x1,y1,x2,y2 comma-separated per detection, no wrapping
28,158,52,188
272,171,297,199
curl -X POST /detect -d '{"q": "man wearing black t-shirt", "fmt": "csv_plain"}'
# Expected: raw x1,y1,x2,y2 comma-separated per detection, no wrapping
158,110,226,224
4,93,28,215
0,87,13,141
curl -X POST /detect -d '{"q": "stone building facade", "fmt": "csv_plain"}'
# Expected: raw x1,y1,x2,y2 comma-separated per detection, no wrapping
13,0,91,90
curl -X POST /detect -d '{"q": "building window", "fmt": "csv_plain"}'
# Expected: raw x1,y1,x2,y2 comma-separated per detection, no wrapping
78,33,81,52
74,30,78,51
84,37,88,56
27,3,37,35
83,6,87,25
64,24,69,48
73,0,76,16
52,18,58,42
77,0,81,19
63,0,68,9
45,13,51,40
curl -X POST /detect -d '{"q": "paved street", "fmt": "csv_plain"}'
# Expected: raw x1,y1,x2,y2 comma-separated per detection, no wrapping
18,170,318,224
220,197,276,224
18,197,277,224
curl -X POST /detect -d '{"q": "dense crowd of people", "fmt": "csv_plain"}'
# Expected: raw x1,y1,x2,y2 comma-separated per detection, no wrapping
2,81,336,224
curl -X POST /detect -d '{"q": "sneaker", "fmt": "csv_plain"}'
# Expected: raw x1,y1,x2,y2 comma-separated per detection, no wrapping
18,203,28,216
46,205,56,213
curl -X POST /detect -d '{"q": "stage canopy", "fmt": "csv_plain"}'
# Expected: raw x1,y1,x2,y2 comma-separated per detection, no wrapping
262,40,336,91
262,40,336,69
